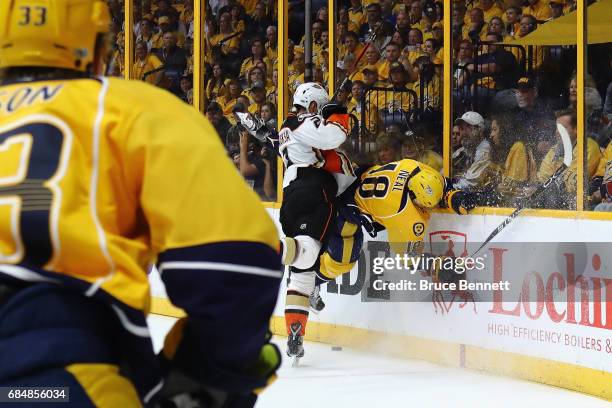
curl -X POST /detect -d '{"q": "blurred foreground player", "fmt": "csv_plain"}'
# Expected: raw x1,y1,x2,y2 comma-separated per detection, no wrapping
283,160,478,355
0,1,281,407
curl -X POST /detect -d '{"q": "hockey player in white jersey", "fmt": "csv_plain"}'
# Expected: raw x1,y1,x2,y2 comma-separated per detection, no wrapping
278,83,356,363
237,82,355,362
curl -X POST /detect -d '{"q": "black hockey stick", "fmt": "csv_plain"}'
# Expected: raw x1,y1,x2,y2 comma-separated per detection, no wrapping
330,22,385,103
470,123,573,257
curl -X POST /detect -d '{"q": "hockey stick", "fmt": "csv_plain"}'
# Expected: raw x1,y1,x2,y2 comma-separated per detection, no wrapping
470,123,573,258
330,22,385,103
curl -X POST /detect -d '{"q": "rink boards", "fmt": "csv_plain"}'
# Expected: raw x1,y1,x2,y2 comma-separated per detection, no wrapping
150,208,612,401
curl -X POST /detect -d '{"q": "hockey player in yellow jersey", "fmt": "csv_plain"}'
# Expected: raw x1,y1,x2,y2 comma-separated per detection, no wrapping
0,1,281,407
284,159,478,349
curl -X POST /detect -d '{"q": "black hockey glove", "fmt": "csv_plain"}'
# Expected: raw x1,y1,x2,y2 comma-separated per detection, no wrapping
442,190,478,215
320,103,348,120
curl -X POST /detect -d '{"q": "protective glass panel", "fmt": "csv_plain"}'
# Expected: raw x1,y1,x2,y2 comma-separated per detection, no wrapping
450,0,577,210
204,0,279,201
333,0,444,167
585,6,611,212
104,0,126,77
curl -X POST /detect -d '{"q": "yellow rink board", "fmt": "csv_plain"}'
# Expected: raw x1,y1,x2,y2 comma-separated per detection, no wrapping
150,297,611,401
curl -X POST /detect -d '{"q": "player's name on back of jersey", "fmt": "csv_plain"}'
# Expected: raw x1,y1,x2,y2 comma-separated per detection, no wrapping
0,84,63,114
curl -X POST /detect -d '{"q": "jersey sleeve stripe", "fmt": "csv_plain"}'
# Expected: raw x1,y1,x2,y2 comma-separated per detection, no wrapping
158,261,281,279
157,241,281,273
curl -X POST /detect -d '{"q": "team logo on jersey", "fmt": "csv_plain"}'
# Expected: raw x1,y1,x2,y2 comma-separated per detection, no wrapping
413,222,425,236
425,185,433,196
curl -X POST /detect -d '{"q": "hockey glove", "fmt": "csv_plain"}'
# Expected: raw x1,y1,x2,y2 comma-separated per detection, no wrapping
443,190,478,215
235,112,268,142
320,103,348,119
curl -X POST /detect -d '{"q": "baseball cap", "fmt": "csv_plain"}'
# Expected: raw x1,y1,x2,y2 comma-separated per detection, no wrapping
455,111,484,127
432,22,444,30
516,76,536,90
158,16,170,24
362,67,378,75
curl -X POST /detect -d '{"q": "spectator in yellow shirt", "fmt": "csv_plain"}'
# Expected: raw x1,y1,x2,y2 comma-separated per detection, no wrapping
133,41,164,85
523,0,552,22
537,109,602,208
490,113,537,205
480,0,505,23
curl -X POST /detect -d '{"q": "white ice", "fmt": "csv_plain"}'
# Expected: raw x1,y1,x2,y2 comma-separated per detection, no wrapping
147,315,609,408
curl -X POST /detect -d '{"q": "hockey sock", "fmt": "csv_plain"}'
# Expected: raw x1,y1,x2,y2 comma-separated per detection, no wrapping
284,290,309,336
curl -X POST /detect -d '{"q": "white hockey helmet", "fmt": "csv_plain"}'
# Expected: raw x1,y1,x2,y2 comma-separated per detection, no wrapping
293,82,329,112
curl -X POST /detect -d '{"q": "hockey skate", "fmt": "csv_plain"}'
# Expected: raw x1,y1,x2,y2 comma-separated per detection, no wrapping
287,322,304,367
309,285,325,313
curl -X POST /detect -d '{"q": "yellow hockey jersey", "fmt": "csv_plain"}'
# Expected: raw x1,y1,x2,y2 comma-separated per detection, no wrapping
0,76,280,312
354,160,431,243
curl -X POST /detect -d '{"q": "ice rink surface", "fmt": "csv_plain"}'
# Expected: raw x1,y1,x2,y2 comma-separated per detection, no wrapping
148,315,610,408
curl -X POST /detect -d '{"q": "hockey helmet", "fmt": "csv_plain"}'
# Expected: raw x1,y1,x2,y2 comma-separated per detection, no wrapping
407,164,445,208
0,0,111,72
293,82,329,113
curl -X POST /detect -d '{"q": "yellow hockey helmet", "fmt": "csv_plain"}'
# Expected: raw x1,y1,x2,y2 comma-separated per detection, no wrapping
407,164,445,208
0,0,111,72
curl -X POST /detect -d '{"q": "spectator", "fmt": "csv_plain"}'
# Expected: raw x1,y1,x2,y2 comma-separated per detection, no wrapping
218,78,244,120
513,76,556,159
395,11,410,33
362,44,382,74
504,6,522,38
479,0,504,23
300,20,325,63
401,130,443,172
378,42,402,81
523,0,552,22
467,32,519,105
408,1,425,32
261,145,277,201
376,133,402,164
452,123,470,176
248,81,268,117
265,26,278,62
549,1,566,20
152,16,184,50
260,100,277,129
229,4,246,33
209,12,240,72
155,31,188,94
452,111,494,190
451,4,467,41
238,130,267,197
411,56,441,113
178,75,193,104
206,102,232,143
405,28,424,65
340,31,364,64
593,141,612,211
136,17,155,52
359,3,394,40
267,69,278,106
240,38,271,80
489,113,537,204
133,40,163,85
288,48,305,95
247,1,273,38
348,0,366,33
154,0,179,30
536,109,602,209
206,63,230,102
488,17,505,36
464,8,488,42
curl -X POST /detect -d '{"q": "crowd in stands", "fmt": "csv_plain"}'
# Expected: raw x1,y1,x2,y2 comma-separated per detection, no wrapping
103,0,612,211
